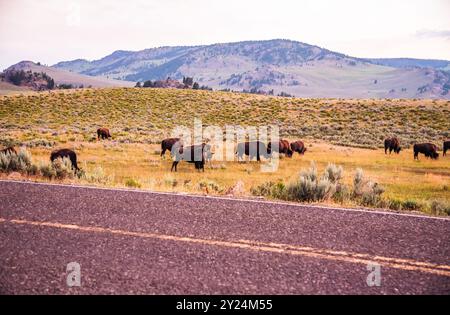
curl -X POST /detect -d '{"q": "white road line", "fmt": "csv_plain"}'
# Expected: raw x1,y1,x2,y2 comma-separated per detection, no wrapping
2,218,450,277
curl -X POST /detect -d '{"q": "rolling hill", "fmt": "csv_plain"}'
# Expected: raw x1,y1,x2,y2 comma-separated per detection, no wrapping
53,39,450,99
1,61,134,93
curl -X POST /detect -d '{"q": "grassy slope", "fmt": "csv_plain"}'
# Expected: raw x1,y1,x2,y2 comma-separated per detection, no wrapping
0,88,449,212
1,88,449,148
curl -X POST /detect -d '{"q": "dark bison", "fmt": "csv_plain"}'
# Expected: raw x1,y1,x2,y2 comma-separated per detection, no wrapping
97,128,112,140
268,140,293,157
0,146,17,155
171,143,212,172
50,149,80,171
444,141,450,156
384,137,401,154
236,141,270,162
161,138,180,158
290,141,307,155
414,143,439,160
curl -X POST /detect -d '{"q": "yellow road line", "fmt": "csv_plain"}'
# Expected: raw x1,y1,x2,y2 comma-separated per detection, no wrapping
2,218,450,277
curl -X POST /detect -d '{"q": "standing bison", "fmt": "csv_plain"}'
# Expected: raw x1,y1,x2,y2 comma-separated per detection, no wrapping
414,143,439,160
236,141,270,162
444,141,450,156
268,140,293,158
97,128,112,140
171,143,212,172
384,137,401,154
161,138,181,158
50,149,80,171
290,141,307,155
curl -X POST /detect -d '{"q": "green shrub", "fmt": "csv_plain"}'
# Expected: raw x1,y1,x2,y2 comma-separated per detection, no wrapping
39,162,57,179
430,200,450,216
39,157,75,180
353,168,384,207
251,181,286,199
0,148,32,173
125,178,141,188
388,199,403,211
79,166,113,184
52,158,75,179
285,163,338,202
402,199,421,211
198,179,222,193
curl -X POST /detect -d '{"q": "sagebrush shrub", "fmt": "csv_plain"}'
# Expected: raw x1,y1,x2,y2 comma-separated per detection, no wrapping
285,162,337,202
0,148,32,173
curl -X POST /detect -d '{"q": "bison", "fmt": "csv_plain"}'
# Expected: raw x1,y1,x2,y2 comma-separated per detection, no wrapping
444,141,450,157
0,146,17,155
414,143,439,160
161,138,181,158
268,140,293,158
50,149,80,171
171,143,212,172
384,137,401,154
236,141,270,162
290,141,307,155
97,128,112,140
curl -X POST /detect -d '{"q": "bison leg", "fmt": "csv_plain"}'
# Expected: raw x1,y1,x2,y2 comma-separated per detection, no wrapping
171,161,178,172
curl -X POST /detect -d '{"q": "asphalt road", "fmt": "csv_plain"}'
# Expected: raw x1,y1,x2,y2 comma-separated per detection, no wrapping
0,180,449,295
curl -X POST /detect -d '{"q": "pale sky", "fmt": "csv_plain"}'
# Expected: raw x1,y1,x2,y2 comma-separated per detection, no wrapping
1,0,450,70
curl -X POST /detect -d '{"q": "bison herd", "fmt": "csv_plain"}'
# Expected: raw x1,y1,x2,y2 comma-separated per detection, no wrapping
0,128,448,174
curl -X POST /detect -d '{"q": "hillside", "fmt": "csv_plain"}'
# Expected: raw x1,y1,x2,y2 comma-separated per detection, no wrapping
2,61,134,93
53,39,450,99
1,88,448,150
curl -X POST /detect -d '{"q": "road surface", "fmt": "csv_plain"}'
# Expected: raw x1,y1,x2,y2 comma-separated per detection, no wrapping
0,180,449,294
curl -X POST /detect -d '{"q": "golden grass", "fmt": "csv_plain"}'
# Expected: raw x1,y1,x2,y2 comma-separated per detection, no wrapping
19,140,450,210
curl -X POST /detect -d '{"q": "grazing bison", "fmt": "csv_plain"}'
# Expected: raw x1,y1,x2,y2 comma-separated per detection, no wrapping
268,140,293,158
414,143,439,160
236,141,270,162
0,146,17,155
384,137,401,154
161,138,181,158
50,149,80,171
290,141,307,155
97,128,112,140
171,143,212,172
444,141,450,156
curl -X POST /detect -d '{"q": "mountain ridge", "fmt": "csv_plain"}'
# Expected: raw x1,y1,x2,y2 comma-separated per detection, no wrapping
48,39,450,99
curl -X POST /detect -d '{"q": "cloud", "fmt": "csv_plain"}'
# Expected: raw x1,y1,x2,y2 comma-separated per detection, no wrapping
415,29,450,40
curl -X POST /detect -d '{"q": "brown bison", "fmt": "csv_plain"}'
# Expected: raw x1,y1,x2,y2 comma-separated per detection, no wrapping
0,146,17,155
50,149,80,171
290,141,307,155
97,128,112,140
268,140,293,158
384,137,401,154
236,141,270,162
161,138,181,158
171,143,212,172
444,141,450,156
414,143,439,160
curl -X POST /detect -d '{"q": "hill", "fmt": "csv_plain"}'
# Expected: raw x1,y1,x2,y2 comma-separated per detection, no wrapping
368,58,450,71
53,39,450,99
1,88,448,150
1,61,134,94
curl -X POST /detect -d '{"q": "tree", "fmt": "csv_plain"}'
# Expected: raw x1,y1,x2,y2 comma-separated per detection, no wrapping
135,82,142,88
183,76,194,87
143,80,154,88
192,82,200,90
46,78,55,90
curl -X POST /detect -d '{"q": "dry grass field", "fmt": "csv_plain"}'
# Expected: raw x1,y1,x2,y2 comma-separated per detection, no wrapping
1,88,449,214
